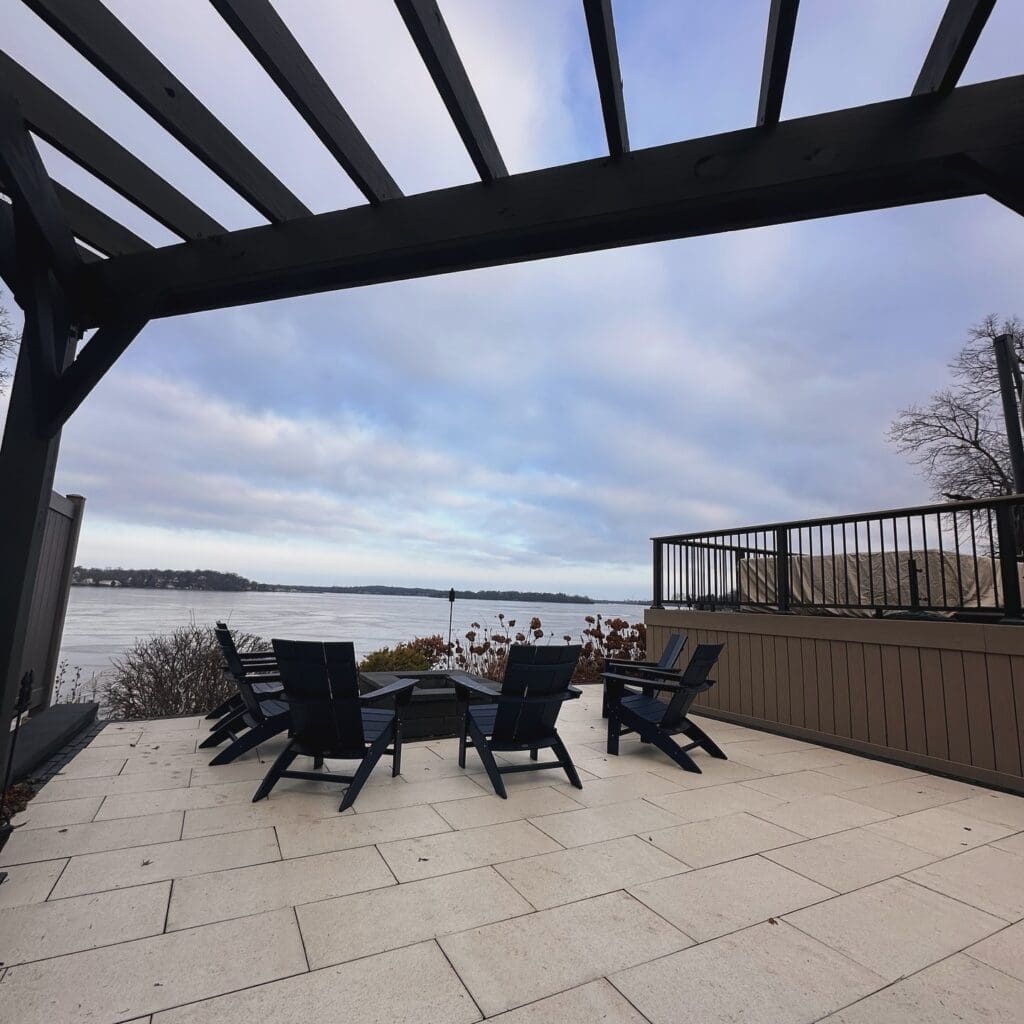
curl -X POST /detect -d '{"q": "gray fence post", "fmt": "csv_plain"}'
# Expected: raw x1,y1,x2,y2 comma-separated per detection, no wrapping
776,528,790,611
652,540,664,609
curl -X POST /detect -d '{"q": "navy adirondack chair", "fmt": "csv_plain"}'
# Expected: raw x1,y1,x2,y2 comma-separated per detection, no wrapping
604,643,726,773
205,621,280,724
201,625,290,764
601,632,687,718
452,644,583,799
253,639,416,811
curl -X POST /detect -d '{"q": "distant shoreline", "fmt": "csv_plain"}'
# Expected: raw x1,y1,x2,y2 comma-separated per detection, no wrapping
71,569,645,605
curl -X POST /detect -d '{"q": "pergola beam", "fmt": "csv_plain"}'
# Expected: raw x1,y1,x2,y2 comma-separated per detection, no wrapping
959,146,1024,216
51,181,151,256
0,51,224,240
80,75,1024,326
913,0,995,96
394,0,507,181
0,87,80,289
21,0,310,222
583,0,629,157
757,0,800,126
210,0,401,204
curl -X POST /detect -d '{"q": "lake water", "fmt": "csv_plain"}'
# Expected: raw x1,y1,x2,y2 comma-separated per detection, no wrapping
59,587,646,682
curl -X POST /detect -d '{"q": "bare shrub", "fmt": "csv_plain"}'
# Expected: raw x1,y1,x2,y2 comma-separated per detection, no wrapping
102,623,266,720
359,635,446,672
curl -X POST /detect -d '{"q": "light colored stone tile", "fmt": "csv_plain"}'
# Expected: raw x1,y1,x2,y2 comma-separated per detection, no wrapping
647,812,803,868
0,881,170,965
727,748,858,774
754,795,893,838
298,865,531,968
433,786,584,830
152,940,478,1024
345,775,485,813
187,761,271,787
867,805,1013,857
993,830,1024,857
486,979,647,1024
0,859,66,909
10,796,102,830
497,835,688,909
34,770,191,803
167,846,394,930
379,819,560,882
828,952,1024,1023
742,770,863,801
818,760,925,786
842,778,976,815
726,735,817,755
574,746,678,778
611,919,883,1024
631,854,835,941
645,781,786,822
88,727,143,747
0,907,306,1024
54,757,127,779
529,798,683,848
96,780,263,820
79,737,199,759
0,812,182,866
763,828,936,892
784,877,1002,981
953,791,1024,830
467,765,599,795
181,793,351,839
440,890,690,1017
136,716,205,731
549,770,684,807
904,845,1024,921
52,827,279,898
276,804,451,859
646,758,769,788
966,920,1024,982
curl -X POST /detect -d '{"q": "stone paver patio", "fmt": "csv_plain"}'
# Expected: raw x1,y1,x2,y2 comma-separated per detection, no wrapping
1,686,1023,1023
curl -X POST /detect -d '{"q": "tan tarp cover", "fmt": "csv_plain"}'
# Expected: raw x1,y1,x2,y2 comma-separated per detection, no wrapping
737,550,1017,614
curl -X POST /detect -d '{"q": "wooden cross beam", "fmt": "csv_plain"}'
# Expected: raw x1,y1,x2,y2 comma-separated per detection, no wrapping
757,0,800,127
914,0,996,95
583,0,629,158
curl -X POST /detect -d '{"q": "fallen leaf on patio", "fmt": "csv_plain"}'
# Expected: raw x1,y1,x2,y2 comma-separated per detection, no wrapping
141,859,152,866
768,918,778,925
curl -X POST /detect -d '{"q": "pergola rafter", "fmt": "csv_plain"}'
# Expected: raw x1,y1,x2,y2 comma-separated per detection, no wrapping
0,0,1020,777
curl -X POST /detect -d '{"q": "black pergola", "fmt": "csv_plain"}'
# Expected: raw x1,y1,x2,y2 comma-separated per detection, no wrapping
1,0,1021,763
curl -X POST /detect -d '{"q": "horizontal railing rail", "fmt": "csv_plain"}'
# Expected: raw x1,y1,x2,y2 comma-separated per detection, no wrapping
652,495,1024,620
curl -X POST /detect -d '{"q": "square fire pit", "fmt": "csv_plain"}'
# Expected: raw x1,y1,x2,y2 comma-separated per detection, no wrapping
359,669,492,741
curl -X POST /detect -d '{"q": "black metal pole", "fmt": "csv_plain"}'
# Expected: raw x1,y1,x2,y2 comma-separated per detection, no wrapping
994,334,1024,494
447,588,455,669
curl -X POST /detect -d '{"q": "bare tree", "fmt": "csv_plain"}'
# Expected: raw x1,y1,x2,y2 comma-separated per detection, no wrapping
888,316,1023,501
0,298,17,395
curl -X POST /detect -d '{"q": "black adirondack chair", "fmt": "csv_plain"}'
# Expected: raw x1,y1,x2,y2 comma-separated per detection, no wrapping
601,632,687,718
452,645,584,799
201,625,291,764
604,643,726,773
205,621,280,723
253,639,416,811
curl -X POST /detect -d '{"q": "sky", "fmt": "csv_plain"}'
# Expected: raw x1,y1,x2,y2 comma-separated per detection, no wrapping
2,0,1023,599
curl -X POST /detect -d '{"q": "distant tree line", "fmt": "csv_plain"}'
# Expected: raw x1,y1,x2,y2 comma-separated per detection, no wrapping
71,569,597,603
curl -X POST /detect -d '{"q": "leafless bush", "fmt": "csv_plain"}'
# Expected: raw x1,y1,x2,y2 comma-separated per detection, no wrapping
102,623,266,719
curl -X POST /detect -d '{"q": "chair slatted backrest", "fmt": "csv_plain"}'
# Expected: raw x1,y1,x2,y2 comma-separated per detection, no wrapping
271,639,365,756
215,624,264,718
661,643,724,728
491,645,582,746
658,634,687,670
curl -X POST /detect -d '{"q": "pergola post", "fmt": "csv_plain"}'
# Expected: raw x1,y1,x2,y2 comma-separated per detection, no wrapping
0,278,76,781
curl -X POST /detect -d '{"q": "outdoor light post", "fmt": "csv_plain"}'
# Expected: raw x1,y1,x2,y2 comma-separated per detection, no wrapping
447,588,456,669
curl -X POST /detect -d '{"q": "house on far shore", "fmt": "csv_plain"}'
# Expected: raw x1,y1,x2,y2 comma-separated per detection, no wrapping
96,579,121,587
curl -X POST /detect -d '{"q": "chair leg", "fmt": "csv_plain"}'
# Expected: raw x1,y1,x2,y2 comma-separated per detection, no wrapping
198,716,239,749
392,717,403,777
467,717,506,799
206,694,241,720
252,743,298,802
601,684,609,719
340,726,393,812
645,726,702,773
551,735,583,790
208,714,288,766
458,713,468,768
313,755,324,769
530,748,538,761
681,718,727,759
607,708,620,755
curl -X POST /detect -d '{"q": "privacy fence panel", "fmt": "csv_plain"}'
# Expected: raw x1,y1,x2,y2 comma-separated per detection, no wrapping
19,492,85,712
647,608,1024,794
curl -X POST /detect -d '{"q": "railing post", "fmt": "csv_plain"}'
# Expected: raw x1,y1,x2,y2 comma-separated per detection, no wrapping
995,503,1022,620
652,539,664,609
775,528,790,611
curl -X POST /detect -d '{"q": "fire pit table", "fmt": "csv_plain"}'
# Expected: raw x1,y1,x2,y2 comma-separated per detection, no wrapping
359,669,492,741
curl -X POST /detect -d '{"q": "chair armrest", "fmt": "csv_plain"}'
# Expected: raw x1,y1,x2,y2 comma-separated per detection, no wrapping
607,664,685,682
450,673,500,700
601,670,685,693
360,676,418,704
606,658,659,670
